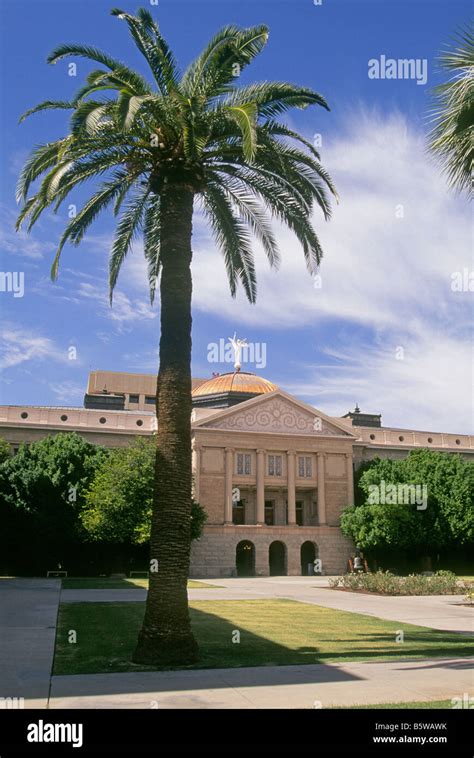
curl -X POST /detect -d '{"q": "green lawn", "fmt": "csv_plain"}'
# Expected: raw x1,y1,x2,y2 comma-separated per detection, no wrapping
53,599,474,675
334,699,454,709
60,578,219,590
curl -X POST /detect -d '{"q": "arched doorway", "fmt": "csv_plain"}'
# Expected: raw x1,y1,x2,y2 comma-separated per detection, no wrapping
269,541,287,576
301,541,318,575
236,541,255,577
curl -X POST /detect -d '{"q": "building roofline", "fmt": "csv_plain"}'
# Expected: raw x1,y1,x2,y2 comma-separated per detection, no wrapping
358,424,473,436
0,405,155,416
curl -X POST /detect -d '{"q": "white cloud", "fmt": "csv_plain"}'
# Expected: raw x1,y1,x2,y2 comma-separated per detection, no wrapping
285,329,473,434
95,330,112,344
50,380,84,405
0,224,51,261
121,348,159,372
188,110,473,432
191,111,471,326
77,282,157,329
0,326,69,370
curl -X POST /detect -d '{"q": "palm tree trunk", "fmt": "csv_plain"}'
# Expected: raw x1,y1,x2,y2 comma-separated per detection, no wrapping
133,184,198,665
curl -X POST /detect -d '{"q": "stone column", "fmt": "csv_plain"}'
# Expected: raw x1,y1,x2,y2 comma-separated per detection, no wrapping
317,452,326,525
286,450,296,525
192,443,201,502
224,447,234,525
346,452,354,506
256,449,265,525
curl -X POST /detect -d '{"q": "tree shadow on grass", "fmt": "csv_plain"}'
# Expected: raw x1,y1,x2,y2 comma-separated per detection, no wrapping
62,578,145,590
54,602,473,681
53,605,367,696
342,631,473,643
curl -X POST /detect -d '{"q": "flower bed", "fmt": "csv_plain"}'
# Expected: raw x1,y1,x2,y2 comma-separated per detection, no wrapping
329,570,471,596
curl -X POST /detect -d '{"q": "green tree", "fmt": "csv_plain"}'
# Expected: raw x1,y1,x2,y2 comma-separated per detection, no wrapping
428,26,474,196
0,433,106,567
341,450,474,555
81,437,206,543
0,437,11,464
16,8,336,664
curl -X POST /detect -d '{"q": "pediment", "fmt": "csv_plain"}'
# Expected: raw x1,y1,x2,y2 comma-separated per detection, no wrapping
193,391,356,437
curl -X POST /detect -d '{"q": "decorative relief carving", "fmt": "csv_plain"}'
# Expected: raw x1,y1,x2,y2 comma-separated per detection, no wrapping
205,398,345,436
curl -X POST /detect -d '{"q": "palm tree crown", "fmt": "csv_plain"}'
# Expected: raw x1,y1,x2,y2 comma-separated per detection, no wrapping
17,6,336,298
428,26,473,197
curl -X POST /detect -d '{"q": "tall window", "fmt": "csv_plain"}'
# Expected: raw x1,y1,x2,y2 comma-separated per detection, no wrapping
296,500,304,526
233,499,245,525
236,453,251,475
264,500,274,525
268,454,282,476
298,456,312,478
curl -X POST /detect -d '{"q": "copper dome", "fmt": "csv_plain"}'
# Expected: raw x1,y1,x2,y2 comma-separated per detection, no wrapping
192,371,277,399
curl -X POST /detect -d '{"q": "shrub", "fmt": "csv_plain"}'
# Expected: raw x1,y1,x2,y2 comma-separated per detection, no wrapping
329,569,469,596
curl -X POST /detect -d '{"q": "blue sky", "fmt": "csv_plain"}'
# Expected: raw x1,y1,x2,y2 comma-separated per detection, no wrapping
0,0,472,433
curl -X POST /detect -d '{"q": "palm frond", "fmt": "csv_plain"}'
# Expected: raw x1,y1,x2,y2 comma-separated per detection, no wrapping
111,8,179,94
225,103,257,162
109,186,151,298
143,194,161,303
212,162,324,273
47,42,150,94
116,93,156,132
428,25,474,196
182,25,269,99
207,171,280,268
220,82,329,117
16,138,71,202
19,100,75,123
50,171,130,279
69,100,114,136
201,182,257,301
15,195,40,231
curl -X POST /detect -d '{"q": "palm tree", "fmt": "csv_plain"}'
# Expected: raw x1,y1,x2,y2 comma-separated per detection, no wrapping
16,7,336,664
428,26,473,197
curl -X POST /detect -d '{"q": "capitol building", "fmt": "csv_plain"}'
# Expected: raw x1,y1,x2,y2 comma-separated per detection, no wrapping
1,367,472,578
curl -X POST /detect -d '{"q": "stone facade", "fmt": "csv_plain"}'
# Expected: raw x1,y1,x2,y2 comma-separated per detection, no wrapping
190,525,354,577
190,391,357,577
1,371,472,579
352,426,474,468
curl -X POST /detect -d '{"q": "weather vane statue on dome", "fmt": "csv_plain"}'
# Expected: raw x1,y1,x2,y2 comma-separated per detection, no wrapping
228,332,248,372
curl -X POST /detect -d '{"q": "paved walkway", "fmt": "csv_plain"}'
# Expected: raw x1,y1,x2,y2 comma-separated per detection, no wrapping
62,576,474,634
0,578,61,707
49,657,473,709
2,578,472,709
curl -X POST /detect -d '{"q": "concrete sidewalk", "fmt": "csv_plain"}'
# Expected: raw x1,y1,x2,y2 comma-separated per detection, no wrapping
49,656,474,709
0,578,61,707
